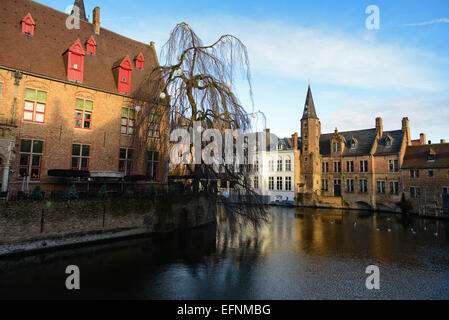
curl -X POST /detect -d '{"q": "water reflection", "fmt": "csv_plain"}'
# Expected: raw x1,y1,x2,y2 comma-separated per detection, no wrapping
1,207,449,299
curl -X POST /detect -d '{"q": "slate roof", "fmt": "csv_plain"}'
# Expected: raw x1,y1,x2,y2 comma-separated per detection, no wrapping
0,0,158,95
402,144,449,169
319,128,404,157
301,86,318,120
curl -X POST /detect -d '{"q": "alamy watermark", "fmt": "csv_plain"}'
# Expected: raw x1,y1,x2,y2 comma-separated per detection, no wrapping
365,5,380,30
169,122,280,166
65,5,81,30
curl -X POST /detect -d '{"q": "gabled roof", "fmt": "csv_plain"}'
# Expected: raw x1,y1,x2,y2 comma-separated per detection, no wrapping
113,56,133,70
319,128,404,157
0,0,158,95
301,86,318,120
402,144,449,169
22,13,35,25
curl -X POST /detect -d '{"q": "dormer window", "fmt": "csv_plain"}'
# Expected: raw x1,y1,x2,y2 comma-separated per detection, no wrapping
385,136,392,147
333,142,341,153
86,36,97,55
350,137,358,149
21,13,35,36
428,149,436,162
113,56,133,95
64,40,86,83
135,53,145,70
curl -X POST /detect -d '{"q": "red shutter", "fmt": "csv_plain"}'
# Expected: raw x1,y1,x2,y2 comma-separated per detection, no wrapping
21,13,35,36
66,40,86,83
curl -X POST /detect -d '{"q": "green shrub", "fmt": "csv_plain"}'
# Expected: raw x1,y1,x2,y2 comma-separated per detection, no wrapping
30,186,44,201
68,185,79,200
97,184,108,199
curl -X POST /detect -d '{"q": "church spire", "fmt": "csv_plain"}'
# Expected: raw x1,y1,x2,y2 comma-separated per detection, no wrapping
72,0,87,22
301,85,318,120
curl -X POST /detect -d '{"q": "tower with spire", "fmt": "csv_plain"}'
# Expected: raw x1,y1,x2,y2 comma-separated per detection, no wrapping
300,86,321,194
71,0,88,22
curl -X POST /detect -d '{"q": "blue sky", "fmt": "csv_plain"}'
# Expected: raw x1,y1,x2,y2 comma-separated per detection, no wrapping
39,0,449,141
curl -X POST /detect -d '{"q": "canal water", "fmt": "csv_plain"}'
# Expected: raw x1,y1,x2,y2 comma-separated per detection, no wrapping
1,207,449,299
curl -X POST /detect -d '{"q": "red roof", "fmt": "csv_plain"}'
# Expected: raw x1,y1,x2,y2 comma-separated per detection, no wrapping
0,0,159,95
402,144,449,169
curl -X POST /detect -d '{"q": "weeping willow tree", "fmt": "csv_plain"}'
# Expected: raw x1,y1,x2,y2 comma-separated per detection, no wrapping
131,22,269,229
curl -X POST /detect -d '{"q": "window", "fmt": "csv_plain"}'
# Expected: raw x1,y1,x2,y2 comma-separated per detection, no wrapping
377,180,386,194
277,159,283,172
359,179,368,193
121,107,136,135
86,36,97,55
285,177,292,191
346,161,354,173
360,160,368,172
269,177,274,190
390,181,399,195
321,179,329,191
277,177,283,190
389,159,399,172
334,161,341,173
428,170,434,178
146,150,159,180
269,160,274,172
71,144,90,170
286,157,292,172
254,160,259,172
322,162,329,173
119,148,133,175
254,176,259,189
148,113,162,138
410,170,420,178
333,142,341,153
24,88,46,123
21,13,35,36
135,53,145,70
443,187,449,195
385,137,392,147
346,179,354,193
428,154,436,162
410,187,421,199
19,139,43,181
75,98,93,129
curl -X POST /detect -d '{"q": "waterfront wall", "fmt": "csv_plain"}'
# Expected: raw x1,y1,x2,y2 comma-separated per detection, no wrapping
0,194,217,256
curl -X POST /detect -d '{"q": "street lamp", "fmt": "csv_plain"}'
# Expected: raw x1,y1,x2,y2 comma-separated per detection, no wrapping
135,105,142,112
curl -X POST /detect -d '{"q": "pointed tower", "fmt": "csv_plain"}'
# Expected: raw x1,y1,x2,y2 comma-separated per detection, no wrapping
72,0,88,22
300,86,321,194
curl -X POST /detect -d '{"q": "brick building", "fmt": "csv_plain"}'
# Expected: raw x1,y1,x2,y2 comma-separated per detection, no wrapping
294,86,412,211
0,0,168,197
401,143,449,215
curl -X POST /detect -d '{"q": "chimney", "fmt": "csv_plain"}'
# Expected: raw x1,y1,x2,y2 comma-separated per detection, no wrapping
93,7,100,35
292,132,298,150
402,117,411,145
420,133,426,145
441,139,446,144
375,117,383,139
428,140,432,145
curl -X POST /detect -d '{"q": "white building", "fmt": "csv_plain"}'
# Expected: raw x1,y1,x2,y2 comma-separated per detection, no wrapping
250,137,296,204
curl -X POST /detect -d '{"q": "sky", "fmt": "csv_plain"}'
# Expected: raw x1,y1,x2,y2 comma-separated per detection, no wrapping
38,0,449,141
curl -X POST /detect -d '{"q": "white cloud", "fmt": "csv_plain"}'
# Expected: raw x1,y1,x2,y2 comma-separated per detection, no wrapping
404,18,449,26
117,15,447,92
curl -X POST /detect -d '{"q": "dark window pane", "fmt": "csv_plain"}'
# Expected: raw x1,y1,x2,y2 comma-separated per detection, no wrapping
81,158,89,169
75,119,82,127
72,144,81,156
119,160,125,171
127,149,133,160
119,148,127,159
126,161,132,171
72,157,79,169
33,140,43,153
147,151,153,160
84,121,91,129
154,152,159,161
82,145,90,157
20,140,31,153
30,168,40,179
19,168,28,177
20,154,29,166
31,155,41,166
85,113,91,120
